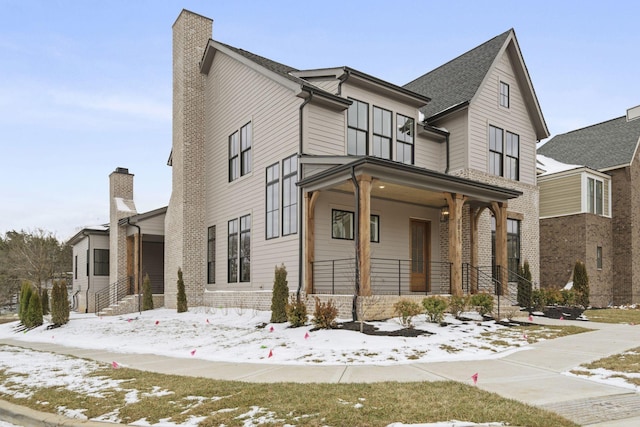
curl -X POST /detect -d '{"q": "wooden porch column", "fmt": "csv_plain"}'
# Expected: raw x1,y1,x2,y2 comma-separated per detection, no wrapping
304,191,320,295
469,206,486,294
445,192,466,296
358,175,373,296
491,201,508,296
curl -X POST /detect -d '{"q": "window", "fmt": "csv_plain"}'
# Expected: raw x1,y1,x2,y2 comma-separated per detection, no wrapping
282,155,298,236
93,249,109,276
396,114,414,164
228,219,238,282
240,215,251,282
489,126,520,181
491,217,520,281
587,177,604,215
505,132,519,180
489,125,503,176
207,226,216,284
74,255,78,279
347,99,368,155
331,209,379,242
500,81,510,108
266,163,279,239
240,122,252,176
596,246,603,270
372,106,392,159
86,249,89,276
229,131,239,182
229,122,252,181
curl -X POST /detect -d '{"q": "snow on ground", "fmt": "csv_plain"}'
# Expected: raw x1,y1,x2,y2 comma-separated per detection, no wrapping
0,308,529,365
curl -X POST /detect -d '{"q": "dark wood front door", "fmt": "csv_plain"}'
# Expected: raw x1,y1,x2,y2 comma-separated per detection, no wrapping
410,219,431,292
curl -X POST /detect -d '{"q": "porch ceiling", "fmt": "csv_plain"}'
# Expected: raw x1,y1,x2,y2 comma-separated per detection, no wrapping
298,157,522,206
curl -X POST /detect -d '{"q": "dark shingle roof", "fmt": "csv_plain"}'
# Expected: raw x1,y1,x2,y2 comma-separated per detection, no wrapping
403,29,512,119
537,116,640,170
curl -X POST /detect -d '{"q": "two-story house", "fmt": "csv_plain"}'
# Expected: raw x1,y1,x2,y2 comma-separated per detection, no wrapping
538,106,640,306
159,10,548,318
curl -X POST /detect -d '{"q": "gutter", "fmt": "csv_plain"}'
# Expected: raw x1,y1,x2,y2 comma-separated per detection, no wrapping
349,166,360,321
337,68,351,96
296,92,313,300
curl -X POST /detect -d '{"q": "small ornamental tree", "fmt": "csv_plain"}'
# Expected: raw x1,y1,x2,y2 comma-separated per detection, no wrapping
573,260,590,307
19,282,33,324
517,261,533,309
25,290,43,328
270,264,289,323
41,288,50,316
51,280,69,326
176,268,188,313
142,274,154,311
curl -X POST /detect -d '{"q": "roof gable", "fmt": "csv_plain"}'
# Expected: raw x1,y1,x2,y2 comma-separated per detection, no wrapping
538,116,640,170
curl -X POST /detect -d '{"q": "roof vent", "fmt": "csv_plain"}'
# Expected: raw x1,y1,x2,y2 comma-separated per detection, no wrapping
627,105,640,122
115,167,129,174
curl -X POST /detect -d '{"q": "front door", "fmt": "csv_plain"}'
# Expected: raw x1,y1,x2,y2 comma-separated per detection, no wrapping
410,219,431,292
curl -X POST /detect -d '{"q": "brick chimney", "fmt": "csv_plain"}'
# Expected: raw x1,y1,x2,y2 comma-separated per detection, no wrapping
109,167,136,285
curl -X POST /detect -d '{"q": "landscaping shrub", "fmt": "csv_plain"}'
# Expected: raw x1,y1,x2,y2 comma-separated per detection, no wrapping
142,274,154,311
470,293,494,317
176,268,188,313
393,299,423,328
543,288,563,305
422,296,448,324
573,260,590,307
270,264,289,323
448,295,469,319
517,261,532,308
560,289,577,306
285,296,307,327
24,290,43,328
531,289,546,311
41,288,50,316
51,280,69,326
19,282,33,324
312,297,338,329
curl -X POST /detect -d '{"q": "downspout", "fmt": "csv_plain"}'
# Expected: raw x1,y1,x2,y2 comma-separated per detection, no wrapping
337,68,351,96
350,166,360,321
445,133,450,174
296,91,313,300
127,218,142,313
85,232,90,313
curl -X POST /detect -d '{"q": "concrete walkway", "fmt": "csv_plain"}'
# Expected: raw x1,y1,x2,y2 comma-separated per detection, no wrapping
1,317,640,426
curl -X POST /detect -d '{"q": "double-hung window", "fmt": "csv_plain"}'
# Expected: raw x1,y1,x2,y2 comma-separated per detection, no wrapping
347,99,368,155
505,132,519,180
228,215,251,283
94,249,109,276
500,81,510,108
266,163,279,239
228,219,238,282
489,125,503,176
587,177,603,215
282,155,297,236
239,215,251,282
207,226,216,284
372,106,392,159
229,131,239,182
229,122,252,181
489,125,519,181
396,114,414,164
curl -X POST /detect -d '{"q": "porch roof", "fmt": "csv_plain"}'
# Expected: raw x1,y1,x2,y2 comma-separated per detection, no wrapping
298,156,522,207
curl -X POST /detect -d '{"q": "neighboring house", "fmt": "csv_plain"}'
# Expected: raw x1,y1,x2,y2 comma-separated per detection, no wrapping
537,106,640,306
72,10,549,317
161,10,548,318
68,225,109,313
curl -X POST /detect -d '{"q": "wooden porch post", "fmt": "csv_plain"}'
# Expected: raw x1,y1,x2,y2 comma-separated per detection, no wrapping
445,192,466,296
358,175,373,296
491,201,508,296
304,191,320,295
469,206,486,294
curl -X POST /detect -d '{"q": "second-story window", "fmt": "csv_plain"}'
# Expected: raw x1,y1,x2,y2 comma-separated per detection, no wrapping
229,131,239,182
347,99,368,155
266,163,279,239
489,125,503,176
397,114,414,165
489,125,520,181
372,106,392,159
587,177,604,215
240,122,252,176
500,81,510,108
505,132,519,180
282,155,298,236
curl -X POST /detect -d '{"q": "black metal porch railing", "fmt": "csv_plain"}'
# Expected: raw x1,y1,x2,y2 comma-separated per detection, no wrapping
311,258,452,296
95,276,133,314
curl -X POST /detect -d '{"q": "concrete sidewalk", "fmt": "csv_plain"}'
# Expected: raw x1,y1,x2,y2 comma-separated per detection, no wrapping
1,317,640,426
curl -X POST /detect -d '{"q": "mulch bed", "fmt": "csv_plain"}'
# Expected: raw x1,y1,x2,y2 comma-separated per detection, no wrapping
333,321,434,337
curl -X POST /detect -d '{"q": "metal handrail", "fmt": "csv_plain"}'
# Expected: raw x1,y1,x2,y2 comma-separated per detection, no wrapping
95,276,132,314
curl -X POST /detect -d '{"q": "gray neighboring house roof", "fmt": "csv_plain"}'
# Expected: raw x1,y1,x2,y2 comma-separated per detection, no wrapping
538,116,640,171
403,29,512,119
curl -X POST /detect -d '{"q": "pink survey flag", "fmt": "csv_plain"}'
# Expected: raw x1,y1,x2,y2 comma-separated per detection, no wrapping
190,349,196,356
560,316,564,320
528,314,533,322
155,320,159,325
471,372,478,385
523,333,528,340
269,325,275,332
112,361,120,369
206,318,210,324
304,332,310,339
268,349,273,358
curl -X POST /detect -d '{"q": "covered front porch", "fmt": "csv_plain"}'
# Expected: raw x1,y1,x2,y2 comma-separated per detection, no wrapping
300,157,521,300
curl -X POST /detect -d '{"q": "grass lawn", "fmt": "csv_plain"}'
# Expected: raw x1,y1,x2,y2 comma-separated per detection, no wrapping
571,346,640,388
584,308,640,324
0,362,578,427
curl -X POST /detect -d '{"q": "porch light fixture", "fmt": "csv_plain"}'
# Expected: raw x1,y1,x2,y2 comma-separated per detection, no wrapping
440,206,450,222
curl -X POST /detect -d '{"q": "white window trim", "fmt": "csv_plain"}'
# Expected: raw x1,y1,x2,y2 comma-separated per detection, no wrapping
582,173,609,216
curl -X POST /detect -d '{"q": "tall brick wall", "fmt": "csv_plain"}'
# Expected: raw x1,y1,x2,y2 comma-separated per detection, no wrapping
109,168,135,302
165,10,212,308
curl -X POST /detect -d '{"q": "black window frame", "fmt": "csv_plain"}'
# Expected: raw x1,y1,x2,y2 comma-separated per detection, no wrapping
396,114,414,165
282,154,298,236
239,214,251,283
207,225,216,284
372,106,392,160
347,98,369,156
74,255,78,279
265,162,280,240
240,122,252,176
93,248,109,276
228,131,239,182
597,246,603,270
505,131,520,181
489,125,504,177
500,81,510,108
331,209,379,242
227,219,238,283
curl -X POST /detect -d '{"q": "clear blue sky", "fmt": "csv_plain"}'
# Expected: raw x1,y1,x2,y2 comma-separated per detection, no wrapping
2,0,639,240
